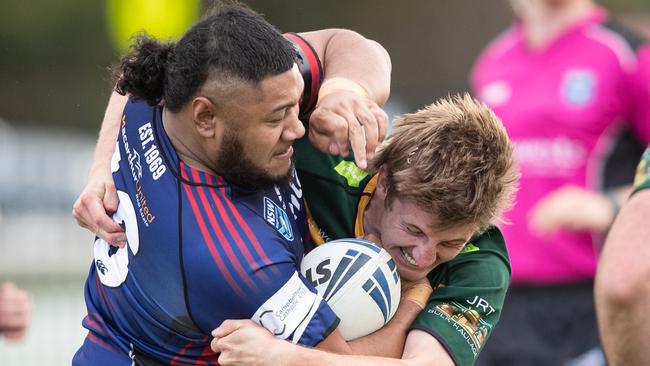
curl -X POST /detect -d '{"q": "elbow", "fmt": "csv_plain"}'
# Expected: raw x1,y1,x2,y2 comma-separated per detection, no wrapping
596,264,650,310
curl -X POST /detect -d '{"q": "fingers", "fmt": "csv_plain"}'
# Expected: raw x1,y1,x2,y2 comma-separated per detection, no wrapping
346,113,368,170
211,319,255,339
210,319,259,354
103,181,119,215
368,101,389,144
308,92,389,170
72,182,126,247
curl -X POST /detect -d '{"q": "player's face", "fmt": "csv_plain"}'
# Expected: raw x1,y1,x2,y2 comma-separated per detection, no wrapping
377,198,476,282
216,66,305,189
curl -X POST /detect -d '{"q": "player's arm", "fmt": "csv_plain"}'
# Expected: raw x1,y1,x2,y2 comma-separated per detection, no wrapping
72,91,128,247
213,320,452,366
595,189,650,366
311,288,430,357
291,29,391,170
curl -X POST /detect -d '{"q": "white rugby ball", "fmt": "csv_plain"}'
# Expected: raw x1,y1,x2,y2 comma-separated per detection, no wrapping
300,238,401,340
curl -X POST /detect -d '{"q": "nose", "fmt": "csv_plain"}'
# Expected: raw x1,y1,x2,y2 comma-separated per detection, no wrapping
413,242,437,267
282,109,305,142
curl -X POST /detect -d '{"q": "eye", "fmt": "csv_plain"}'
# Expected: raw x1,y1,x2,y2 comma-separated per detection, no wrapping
405,225,423,236
441,241,466,249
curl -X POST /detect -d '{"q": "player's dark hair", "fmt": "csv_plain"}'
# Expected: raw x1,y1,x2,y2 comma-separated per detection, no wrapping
115,3,296,111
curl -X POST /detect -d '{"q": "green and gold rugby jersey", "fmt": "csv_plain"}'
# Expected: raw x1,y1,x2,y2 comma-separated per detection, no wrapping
295,135,511,366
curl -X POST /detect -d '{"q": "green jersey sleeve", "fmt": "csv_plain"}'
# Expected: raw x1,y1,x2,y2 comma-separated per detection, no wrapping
411,227,511,366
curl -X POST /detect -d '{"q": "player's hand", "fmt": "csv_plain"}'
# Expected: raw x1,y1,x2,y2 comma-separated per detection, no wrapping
72,170,126,247
211,319,292,366
0,282,32,341
308,91,388,170
529,185,616,235
400,277,433,310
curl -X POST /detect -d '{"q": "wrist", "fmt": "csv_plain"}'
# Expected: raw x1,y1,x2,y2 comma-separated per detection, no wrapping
318,77,368,100
402,282,433,310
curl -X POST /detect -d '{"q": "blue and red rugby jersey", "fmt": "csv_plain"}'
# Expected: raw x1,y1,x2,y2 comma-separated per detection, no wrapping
73,34,337,366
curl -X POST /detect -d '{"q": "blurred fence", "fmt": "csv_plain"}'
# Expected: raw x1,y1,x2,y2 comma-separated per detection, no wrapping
0,119,96,365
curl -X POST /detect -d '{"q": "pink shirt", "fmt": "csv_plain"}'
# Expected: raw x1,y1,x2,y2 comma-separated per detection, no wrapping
471,7,650,284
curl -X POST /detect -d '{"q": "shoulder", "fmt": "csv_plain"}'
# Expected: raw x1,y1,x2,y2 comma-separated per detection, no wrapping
580,18,648,73
455,226,509,267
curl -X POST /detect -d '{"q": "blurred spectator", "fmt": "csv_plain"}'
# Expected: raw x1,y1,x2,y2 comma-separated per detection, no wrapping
470,0,650,365
595,149,650,366
0,282,32,341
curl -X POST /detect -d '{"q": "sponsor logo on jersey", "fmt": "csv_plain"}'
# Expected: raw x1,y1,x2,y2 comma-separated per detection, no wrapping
461,242,480,254
560,69,596,107
264,197,294,241
120,117,157,226
334,160,368,188
252,272,321,343
428,300,493,357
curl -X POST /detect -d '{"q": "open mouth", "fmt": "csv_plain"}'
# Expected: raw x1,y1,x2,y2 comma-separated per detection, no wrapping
274,146,293,159
400,247,418,267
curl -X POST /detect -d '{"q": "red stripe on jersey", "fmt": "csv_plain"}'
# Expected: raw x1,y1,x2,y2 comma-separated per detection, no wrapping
180,163,246,298
190,169,259,292
285,33,322,114
84,313,115,351
87,331,115,353
216,178,281,281
204,175,272,285
170,340,193,366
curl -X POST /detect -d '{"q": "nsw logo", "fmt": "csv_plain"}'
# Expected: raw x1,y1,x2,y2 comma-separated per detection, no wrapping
264,197,294,241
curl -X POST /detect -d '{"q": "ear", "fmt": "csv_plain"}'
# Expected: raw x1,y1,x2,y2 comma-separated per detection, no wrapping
375,165,390,201
191,96,221,138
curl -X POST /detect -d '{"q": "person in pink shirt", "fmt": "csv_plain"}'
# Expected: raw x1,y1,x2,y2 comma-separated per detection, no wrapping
471,0,650,365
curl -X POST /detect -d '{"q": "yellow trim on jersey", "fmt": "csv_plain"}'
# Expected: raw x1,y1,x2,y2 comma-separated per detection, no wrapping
354,175,378,239
306,203,326,245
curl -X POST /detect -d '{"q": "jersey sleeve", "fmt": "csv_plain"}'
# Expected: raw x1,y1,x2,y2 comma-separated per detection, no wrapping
182,199,338,347
410,227,511,366
284,32,323,120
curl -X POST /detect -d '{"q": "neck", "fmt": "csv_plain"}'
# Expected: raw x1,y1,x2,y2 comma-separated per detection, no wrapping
163,107,218,175
519,0,594,50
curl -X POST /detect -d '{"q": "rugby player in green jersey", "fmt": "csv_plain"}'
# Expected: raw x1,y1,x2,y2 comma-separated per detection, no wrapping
212,94,519,366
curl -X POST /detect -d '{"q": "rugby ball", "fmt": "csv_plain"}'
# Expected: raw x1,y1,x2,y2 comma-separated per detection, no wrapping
300,238,401,340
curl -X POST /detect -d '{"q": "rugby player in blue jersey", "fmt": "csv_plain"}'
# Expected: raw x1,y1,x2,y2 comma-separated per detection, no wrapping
71,4,397,365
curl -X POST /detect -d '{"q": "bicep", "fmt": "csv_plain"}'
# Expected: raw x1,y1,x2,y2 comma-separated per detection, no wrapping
402,330,455,366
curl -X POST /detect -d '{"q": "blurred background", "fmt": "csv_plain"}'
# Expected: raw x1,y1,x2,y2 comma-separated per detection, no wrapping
0,0,649,364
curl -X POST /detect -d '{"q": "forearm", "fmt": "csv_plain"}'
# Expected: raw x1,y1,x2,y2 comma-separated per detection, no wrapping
299,29,391,105
348,299,422,357
89,90,128,178
595,189,650,365
287,329,448,366
290,347,413,366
